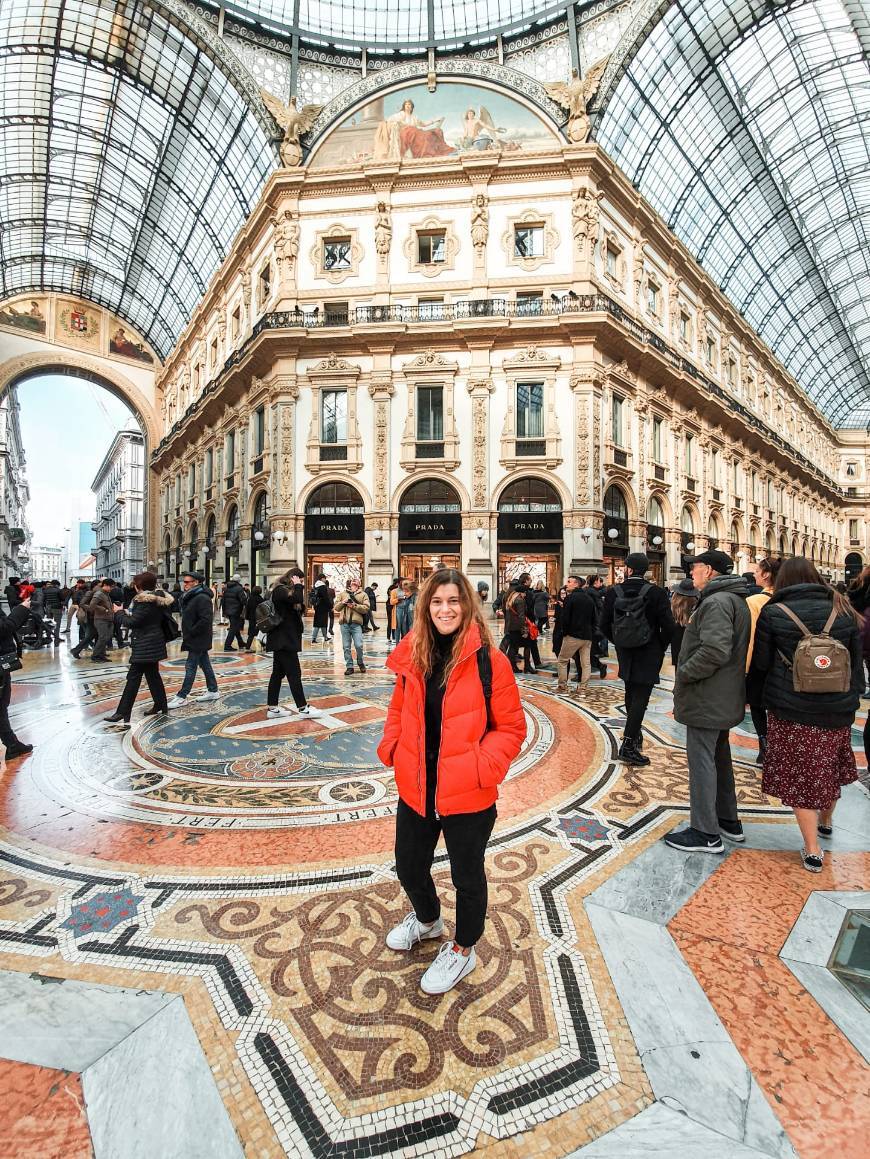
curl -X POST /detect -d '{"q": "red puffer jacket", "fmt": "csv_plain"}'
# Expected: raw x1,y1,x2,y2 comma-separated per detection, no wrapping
377,623,525,817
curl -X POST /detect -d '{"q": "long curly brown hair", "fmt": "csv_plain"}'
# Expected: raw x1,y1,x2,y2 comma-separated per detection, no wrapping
409,568,493,684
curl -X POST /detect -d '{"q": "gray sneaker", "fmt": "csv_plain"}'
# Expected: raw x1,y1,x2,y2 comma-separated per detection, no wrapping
385,912,444,951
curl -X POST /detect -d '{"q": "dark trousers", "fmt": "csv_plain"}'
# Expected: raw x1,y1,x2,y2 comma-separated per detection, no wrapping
224,616,245,649
506,630,530,671
116,662,167,720
113,613,125,649
77,618,93,647
267,648,306,709
624,682,654,738
394,799,496,948
0,674,21,746
749,704,767,739
50,610,63,643
90,619,113,661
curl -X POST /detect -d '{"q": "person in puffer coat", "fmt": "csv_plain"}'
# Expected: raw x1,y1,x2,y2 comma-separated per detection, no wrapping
103,572,173,727
377,567,525,997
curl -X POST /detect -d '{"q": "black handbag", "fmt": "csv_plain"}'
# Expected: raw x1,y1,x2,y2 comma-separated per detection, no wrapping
0,650,22,673
161,612,180,642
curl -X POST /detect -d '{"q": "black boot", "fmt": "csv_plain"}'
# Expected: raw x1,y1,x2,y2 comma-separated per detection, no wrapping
618,734,650,766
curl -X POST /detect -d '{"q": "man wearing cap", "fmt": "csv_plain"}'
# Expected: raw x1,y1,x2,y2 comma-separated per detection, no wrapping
168,571,220,708
600,553,675,765
666,550,750,854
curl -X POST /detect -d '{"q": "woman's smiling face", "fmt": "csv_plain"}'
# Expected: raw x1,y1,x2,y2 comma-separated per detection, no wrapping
429,583,462,635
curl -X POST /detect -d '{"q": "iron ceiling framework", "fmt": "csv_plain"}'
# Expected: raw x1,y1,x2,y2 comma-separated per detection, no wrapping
0,0,277,360
594,0,870,428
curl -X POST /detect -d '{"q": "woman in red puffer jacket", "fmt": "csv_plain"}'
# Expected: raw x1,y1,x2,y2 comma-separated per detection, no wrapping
377,567,525,996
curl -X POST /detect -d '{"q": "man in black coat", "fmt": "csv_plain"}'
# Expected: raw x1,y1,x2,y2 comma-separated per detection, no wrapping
0,596,34,757
42,580,64,644
4,578,21,610
556,576,597,694
585,575,608,677
364,581,379,631
168,571,219,707
221,574,247,651
600,552,675,766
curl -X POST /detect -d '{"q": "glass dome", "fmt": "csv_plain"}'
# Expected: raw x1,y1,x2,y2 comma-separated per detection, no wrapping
221,0,568,49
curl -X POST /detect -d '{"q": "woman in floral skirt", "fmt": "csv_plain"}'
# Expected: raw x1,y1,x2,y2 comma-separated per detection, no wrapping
750,558,861,871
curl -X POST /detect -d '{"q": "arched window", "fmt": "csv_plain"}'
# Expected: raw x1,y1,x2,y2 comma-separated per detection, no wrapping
305,482,364,514
225,504,239,543
647,497,664,526
206,515,216,544
604,485,629,547
681,506,695,534
253,491,269,528
400,478,462,512
497,477,562,512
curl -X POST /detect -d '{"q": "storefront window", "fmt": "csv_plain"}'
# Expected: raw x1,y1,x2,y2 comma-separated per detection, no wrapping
321,390,347,444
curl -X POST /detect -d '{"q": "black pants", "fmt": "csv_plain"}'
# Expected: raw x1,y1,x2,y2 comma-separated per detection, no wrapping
506,630,530,672
749,704,767,739
116,662,167,720
267,648,306,709
0,673,21,746
225,616,245,649
394,799,496,948
624,682,654,738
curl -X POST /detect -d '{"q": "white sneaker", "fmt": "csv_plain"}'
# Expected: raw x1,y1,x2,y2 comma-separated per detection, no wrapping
386,911,445,951
297,704,323,717
195,690,220,702
266,706,291,718
420,942,477,994
167,695,187,709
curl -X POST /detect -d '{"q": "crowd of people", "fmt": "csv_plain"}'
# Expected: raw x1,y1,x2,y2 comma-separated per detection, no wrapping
0,550,867,959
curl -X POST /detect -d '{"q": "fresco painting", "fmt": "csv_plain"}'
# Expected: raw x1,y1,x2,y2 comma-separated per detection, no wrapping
312,82,559,168
0,298,46,335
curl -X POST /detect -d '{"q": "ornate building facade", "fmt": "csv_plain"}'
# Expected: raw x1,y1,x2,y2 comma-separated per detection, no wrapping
151,129,845,593
0,384,30,584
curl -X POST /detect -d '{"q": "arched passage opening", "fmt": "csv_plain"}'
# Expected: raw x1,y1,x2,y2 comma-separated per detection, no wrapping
1,369,147,586
399,478,463,584
304,481,365,589
496,476,563,593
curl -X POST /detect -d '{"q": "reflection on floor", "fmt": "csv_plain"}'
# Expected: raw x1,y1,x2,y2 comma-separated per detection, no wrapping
0,627,867,1158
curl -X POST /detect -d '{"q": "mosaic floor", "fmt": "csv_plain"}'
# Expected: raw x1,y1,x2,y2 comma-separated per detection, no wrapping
0,627,867,1158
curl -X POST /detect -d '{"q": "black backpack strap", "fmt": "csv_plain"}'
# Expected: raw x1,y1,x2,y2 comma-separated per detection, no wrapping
477,645,494,733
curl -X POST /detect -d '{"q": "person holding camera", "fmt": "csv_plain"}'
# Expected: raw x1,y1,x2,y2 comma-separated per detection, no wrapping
334,578,371,675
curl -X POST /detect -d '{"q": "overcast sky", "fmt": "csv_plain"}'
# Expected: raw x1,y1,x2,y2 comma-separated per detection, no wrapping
17,375,138,546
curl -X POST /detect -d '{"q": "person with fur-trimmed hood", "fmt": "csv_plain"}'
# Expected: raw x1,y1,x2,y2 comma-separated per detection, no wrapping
103,572,174,728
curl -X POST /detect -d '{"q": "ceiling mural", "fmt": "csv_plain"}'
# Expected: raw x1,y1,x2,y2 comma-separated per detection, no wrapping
309,81,560,168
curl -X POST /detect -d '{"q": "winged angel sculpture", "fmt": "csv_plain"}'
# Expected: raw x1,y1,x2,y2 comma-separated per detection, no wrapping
544,57,609,144
260,90,323,167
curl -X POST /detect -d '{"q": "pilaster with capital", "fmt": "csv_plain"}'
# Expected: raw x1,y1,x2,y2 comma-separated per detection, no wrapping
368,376,395,513
466,377,494,510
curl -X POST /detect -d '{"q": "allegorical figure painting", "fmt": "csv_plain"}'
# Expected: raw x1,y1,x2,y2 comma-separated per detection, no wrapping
312,82,558,168
0,298,46,335
110,326,154,364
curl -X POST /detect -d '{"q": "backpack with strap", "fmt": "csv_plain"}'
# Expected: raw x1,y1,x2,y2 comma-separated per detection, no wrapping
256,596,282,633
774,604,851,693
611,583,653,648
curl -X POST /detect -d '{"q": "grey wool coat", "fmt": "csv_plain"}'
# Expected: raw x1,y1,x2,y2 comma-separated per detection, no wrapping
673,573,750,730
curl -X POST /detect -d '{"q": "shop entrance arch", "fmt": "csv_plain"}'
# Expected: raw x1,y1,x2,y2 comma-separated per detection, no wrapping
497,477,562,593
398,478,462,584
304,481,365,590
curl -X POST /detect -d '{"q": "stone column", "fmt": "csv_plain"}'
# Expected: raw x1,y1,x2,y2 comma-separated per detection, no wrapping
568,365,604,568
466,374,495,588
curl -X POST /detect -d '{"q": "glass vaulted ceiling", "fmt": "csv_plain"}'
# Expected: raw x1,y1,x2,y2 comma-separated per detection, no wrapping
596,0,870,428
221,0,568,49
0,0,276,360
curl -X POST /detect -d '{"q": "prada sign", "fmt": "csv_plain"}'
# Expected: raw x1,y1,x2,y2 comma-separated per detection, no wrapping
498,511,563,541
399,513,462,540
304,514,364,542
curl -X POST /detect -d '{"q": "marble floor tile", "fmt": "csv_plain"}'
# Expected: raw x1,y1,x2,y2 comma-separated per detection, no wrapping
778,892,855,966
585,841,726,926
584,904,795,1157
740,820,870,854
567,1101,781,1158
0,969,174,1071
82,998,244,1159
784,961,870,1064
0,1057,92,1159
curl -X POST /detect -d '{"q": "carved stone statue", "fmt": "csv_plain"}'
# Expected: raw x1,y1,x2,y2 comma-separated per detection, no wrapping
471,193,489,252
273,209,299,276
260,90,323,167
545,58,609,144
571,188,602,254
374,201,392,257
